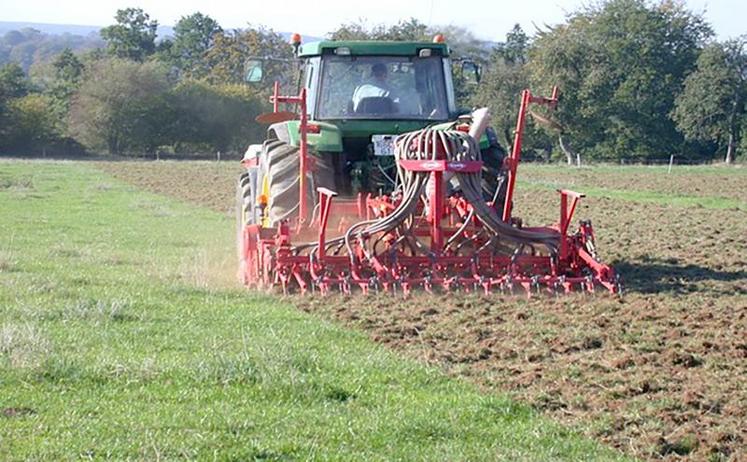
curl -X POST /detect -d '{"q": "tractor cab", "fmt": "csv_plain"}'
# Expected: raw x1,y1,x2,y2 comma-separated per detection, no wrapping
298,41,456,122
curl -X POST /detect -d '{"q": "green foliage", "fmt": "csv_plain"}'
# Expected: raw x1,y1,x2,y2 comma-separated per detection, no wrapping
204,27,293,86
672,38,746,162
0,62,30,100
3,93,61,151
69,58,171,154
473,25,551,156
47,49,84,121
529,0,712,160
0,63,32,149
496,24,529,65
52,48,84,83
169,12,223,79
167,80,263,153
475,56,529,144
328,21,372,41
377,18,429,41
328,18,430,41
100,8,158,61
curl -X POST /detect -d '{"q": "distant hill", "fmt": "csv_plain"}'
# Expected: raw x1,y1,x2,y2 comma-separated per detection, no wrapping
0,21,174,39
0,25,104,72
0,21,327,72
0,21,322,42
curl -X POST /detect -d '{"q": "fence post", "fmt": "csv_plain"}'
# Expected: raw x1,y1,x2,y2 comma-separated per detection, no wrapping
668,154,674,174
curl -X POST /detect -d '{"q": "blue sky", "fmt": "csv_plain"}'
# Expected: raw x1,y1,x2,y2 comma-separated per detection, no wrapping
1,0,744,40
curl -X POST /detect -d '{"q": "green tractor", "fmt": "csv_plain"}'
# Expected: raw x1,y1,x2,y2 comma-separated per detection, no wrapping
239,36,506,228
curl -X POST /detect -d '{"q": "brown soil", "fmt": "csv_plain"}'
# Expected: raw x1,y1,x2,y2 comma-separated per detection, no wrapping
2,407,36,417
521,165,747,202
96,161,242,215
96,160,747,461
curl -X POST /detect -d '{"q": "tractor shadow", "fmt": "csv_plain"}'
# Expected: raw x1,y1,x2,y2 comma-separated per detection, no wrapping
613,257,747,295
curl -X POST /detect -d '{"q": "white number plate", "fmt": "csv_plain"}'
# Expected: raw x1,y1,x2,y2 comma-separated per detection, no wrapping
372,134,396,156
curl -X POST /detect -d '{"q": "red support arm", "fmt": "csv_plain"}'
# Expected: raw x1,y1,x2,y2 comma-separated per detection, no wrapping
316,188,337,261
557,189,585,260
502,86,559,223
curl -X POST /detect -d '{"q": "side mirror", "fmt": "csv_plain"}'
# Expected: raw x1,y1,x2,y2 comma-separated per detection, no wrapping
460,60,481,85
244,59,264,83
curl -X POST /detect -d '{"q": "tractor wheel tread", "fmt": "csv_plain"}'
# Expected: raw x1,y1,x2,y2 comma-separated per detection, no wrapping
261,141,335,225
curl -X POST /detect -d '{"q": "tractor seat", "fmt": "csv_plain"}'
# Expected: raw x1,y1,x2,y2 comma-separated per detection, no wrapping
355,96,395,115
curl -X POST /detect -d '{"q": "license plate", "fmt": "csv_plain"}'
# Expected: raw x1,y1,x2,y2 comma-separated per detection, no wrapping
372,134,396,156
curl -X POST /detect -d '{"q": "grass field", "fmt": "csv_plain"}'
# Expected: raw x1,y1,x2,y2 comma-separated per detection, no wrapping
0,161,629,461
92,160,747,461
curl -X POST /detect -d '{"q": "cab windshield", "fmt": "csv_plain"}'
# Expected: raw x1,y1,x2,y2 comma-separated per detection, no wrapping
317,55,449,120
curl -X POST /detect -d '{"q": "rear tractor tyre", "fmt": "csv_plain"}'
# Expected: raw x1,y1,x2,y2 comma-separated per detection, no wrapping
262,141,335,226
236,173,249,283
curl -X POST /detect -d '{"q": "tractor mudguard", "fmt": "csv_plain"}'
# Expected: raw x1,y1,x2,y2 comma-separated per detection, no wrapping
267,122,292,144
283,120,344,152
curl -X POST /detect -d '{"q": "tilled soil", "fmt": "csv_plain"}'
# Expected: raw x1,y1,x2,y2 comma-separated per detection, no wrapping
520,164,747,202
96,161,241,216
97,161,747,461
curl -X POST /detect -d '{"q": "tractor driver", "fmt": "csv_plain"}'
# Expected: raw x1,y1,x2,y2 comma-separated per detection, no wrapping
351,63,398,114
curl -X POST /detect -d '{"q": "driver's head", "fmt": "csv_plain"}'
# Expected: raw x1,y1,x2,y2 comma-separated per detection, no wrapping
372,63,387,81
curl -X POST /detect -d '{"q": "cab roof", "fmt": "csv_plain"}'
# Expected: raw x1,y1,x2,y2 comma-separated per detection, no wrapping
298,40,450,58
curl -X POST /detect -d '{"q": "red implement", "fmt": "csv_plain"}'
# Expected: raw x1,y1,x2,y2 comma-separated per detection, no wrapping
239,87,620,296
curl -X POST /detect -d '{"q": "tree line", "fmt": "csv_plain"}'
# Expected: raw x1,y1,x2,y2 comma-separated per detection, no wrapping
0,0,744,162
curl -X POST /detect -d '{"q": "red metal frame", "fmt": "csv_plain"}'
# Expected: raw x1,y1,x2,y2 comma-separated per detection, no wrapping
241,85,620,296
503,87,559,222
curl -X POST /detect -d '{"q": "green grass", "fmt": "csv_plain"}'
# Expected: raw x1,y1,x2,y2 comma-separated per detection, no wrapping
0,161,628,461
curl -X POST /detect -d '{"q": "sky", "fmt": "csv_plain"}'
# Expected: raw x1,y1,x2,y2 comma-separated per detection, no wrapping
1,0,744,41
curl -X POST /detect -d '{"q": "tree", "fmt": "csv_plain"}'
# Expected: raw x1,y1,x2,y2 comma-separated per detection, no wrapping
328,18,429,41
52,48,84,83
529,0,712,160
4,93,61,152
169,12,222,78
431,25,493,108
0,63,31,147
672,38,746,163
373,18,429,41
474,25,552,158
474,55,530,147
69,58,170,154
204,27,292,87
0,63,30,100
100,8,158,61
328,20,372,41
495,24,529,65
167,80,263,153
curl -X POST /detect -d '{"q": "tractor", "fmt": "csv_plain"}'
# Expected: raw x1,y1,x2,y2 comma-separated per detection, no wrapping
237,35,620,295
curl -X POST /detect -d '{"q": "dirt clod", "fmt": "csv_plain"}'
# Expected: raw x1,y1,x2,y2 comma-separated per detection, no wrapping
2,407,36,417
